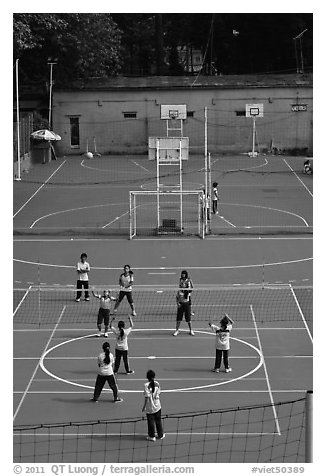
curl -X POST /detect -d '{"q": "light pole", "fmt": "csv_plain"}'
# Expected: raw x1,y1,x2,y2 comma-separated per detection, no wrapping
15,59,21,181
293,29,308,73
47,59,57,129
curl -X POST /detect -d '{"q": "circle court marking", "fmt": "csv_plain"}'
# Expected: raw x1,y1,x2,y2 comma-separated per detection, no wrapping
40,329,263,393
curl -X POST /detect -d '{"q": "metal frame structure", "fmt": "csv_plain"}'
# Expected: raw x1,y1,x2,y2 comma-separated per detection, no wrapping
129,190,205,239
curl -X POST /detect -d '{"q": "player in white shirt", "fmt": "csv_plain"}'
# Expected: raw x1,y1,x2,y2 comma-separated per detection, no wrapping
212,181,219,214
110,315,134,374
142,369,165,441
112,265,136,316
209,314,234,373
92,289,116,337
75,253,90,302
90,342,123,402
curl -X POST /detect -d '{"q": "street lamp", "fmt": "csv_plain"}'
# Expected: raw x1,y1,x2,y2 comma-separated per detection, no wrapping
293,29,308,74
47,58,57,129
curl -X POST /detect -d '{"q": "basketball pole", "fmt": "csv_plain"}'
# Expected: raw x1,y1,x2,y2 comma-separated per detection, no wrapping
156,139,160,230
252,116,256,157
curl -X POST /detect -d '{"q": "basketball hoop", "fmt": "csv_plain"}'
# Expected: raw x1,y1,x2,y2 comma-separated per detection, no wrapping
169,110,179,120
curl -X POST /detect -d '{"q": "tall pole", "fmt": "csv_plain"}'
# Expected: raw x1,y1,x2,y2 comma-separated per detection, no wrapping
305,390,313,463
15,59,21,181
48,61,57,128
179,139,183,232
293,29,308,74
156,139,160,230
252,117,256,157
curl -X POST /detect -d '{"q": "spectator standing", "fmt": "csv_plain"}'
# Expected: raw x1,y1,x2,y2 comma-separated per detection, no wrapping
212,182,219,214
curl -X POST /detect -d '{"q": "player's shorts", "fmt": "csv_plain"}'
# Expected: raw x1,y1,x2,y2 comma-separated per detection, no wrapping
97,308,110,326
177,302,191,322
117,290,133,304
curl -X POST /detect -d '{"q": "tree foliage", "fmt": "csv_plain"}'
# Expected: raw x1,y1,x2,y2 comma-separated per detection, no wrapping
13,13,122,86
14,13,312,86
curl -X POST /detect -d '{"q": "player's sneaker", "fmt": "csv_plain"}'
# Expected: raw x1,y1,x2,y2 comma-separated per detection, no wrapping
225,368,232,373
90,398,98,402
114,398,123,403
97,333,102,337
75,298,80,302
146,436,156,442
211,368,220,373
173,330,179,336
157,434,166,440
189,330,195,336
104,332,108,337
126,370,135,374
131,310,136,316
85,297,90,301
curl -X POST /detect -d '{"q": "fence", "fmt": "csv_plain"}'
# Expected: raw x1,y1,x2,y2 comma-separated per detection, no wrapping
13,113,33,178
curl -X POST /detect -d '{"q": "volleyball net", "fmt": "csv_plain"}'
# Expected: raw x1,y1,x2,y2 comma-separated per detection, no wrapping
13,393,312,463
13,284,312,326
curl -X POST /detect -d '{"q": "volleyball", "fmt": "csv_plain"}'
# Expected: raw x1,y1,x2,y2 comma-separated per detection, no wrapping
85,151,93,159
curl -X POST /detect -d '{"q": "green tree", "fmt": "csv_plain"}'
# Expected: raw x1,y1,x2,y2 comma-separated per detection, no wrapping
13,13,122,86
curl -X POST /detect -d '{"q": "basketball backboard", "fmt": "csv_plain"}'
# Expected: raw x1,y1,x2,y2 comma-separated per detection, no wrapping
160,104,187,120
246,103,264,118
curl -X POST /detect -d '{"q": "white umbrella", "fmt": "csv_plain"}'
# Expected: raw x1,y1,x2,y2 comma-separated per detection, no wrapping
31,129,61,141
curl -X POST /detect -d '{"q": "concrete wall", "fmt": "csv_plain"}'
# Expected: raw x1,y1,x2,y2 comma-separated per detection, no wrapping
52,85,313,156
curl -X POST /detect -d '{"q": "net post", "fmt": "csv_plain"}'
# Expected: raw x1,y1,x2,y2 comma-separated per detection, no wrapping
129,191,133,239
179,139,183,231
305,390,313,463
37,262,41,328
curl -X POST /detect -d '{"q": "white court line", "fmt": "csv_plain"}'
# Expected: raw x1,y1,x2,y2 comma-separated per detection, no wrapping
219,215,236,227
131,160,151,173
13,160,67,218
39,331,263,393
283,158,313,198
250,304,281,435
289,283,313,344
30,202,127,228
13,305,66,422
13,285,32,319
13,236,313,242
102,210,129,228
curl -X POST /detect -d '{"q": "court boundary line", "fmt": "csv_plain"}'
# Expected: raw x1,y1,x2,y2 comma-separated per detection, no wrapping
26,200,309,230
13,160,67,218
13,285,32,319
250,304,281,435
289,283,313,344
38,331,264,393
283,158,313,198
13,305,66,422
